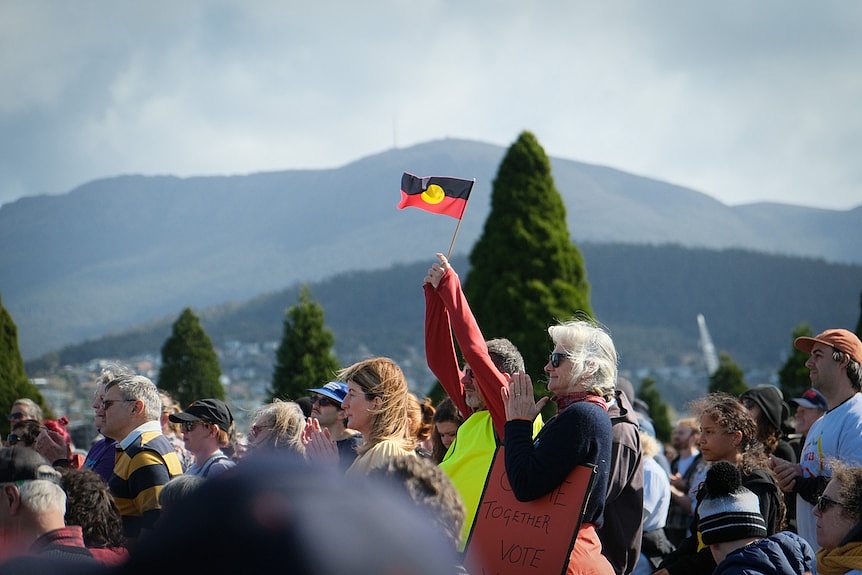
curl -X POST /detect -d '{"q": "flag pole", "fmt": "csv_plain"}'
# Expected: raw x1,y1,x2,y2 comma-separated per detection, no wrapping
446,179,475,260
446,219,463,261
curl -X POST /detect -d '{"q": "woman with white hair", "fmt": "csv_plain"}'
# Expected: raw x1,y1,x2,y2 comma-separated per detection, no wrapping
248,400,306,458
502,319,616,575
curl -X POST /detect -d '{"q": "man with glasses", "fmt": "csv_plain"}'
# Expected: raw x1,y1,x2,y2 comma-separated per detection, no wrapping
7,398,42,430
100,373,183,540
770,328,862,550
83,368,126,483
168,399,236,479
307,381,361,467
424,253,542,550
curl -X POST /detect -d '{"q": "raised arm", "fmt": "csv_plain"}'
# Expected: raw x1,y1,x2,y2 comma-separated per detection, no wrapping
433,254,508,438
424,268,471,418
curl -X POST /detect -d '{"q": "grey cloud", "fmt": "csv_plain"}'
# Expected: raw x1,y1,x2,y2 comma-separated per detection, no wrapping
1,1,860,209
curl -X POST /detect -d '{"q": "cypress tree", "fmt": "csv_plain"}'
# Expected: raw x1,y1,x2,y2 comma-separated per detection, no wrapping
0,296,50,435
464,131,592,387
708,352,748,396
637,377,673,443
270,286,340,401
159,307,223,407
778,323,814,399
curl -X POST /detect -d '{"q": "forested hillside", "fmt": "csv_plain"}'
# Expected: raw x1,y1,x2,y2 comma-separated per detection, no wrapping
27,243,862,376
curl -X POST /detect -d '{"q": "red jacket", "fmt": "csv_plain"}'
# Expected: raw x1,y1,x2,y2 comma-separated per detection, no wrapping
424,269,508,439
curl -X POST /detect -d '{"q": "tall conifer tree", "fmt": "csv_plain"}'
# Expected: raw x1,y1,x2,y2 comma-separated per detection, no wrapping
270,286,340,401
159,307,223,407
0,296,50,435
708,352,748,396
465,131,592,383
778,323,814,399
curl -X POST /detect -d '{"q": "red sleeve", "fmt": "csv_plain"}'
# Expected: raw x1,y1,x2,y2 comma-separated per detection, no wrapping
435,271,508,439
424,283,472,418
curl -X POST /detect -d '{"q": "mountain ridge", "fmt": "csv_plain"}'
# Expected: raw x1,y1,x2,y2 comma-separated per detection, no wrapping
2,138,859,358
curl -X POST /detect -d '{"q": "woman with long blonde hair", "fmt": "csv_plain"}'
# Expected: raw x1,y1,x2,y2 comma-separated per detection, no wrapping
305,357,415,474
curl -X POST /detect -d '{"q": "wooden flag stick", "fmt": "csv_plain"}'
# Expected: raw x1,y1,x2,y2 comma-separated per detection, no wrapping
446,218,464,261
446,179,475,260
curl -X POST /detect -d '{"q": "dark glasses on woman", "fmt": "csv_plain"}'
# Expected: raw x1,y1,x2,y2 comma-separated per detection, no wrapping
816,494,842,513
182,421,210,432
550,352,566,368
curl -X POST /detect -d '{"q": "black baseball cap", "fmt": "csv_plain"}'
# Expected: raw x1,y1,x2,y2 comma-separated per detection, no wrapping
170,399,234,431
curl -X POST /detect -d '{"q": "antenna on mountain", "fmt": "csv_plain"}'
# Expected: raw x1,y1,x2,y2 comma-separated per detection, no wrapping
697,314,719,376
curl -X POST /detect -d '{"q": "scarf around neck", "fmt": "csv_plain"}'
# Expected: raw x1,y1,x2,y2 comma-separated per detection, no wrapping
817,541,862,575
553,392,608,413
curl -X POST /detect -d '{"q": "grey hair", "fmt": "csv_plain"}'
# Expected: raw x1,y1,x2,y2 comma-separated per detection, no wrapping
159,475,205,512
547,319,618,400
96,364,133,388
12,398,43,421
252,400,306,457
486,338,525,374
18,475,66,516
105,374,162,421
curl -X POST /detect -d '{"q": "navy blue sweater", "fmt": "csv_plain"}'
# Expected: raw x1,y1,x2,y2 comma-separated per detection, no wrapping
504,401,612,527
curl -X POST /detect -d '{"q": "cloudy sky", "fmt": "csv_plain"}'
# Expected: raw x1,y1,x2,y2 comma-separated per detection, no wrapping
2,1,861,209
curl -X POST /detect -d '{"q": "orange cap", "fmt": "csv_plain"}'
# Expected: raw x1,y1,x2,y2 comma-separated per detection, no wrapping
794,329,862,365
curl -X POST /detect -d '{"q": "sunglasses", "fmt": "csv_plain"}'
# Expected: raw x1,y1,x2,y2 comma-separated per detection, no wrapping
550,352,567,368
312,396,340,409
100,399,135,410
7,412,25,422
182,421,209,432
817,494,843,514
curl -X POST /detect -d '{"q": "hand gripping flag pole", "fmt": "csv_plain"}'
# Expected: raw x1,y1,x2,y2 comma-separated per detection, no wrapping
397,172,475,258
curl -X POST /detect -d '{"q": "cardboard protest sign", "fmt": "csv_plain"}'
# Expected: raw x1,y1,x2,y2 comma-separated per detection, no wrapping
463,447,597,575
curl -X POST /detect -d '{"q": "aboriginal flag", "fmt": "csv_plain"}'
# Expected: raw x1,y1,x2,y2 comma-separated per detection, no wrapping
397,172,474,220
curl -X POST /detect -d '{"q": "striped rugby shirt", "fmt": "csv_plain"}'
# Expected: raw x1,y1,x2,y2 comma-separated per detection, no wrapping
109,422,183,538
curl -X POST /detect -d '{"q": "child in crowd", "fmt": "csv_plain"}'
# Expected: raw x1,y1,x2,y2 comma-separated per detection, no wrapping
658,393,785,575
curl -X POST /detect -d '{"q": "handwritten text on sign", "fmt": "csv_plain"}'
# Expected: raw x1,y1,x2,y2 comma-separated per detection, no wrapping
464,447,596,575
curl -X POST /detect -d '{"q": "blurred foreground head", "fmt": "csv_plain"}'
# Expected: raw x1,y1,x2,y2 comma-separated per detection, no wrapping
122,453,458,575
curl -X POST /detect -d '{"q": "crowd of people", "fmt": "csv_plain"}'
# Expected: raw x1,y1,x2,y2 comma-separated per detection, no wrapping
2,253,862,575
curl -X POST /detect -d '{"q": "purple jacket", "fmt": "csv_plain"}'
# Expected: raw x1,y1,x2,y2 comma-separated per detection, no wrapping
84,436,118,483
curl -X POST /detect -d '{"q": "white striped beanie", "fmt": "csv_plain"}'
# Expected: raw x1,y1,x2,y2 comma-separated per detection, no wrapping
697,461,768,545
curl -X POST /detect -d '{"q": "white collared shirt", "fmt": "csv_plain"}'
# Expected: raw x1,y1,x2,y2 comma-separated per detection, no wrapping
118,420,162,451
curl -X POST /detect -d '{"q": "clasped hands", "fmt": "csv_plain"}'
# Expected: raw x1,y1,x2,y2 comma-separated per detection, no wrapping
501,371,548,422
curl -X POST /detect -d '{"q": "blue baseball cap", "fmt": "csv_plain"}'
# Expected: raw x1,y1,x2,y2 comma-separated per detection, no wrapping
307,381,348,404
789,388,827,411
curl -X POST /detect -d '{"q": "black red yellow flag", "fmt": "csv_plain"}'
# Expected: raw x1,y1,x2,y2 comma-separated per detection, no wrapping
397,172,474,220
